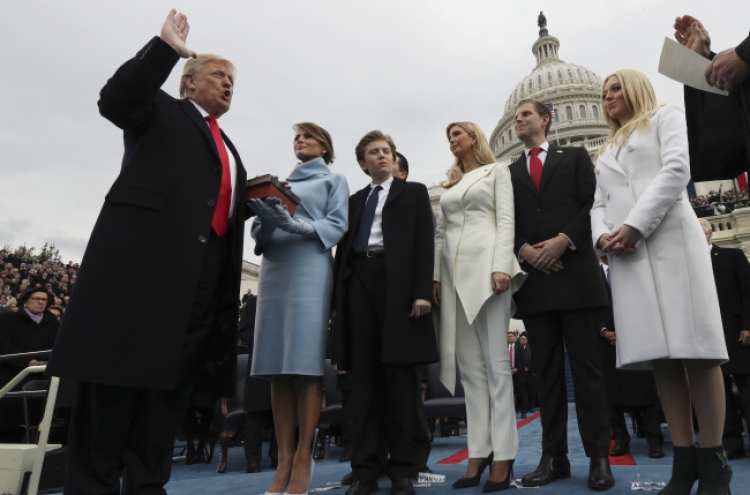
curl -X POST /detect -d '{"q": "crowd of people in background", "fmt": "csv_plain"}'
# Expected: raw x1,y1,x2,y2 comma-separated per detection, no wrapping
0,249,79,316
690,188,749,217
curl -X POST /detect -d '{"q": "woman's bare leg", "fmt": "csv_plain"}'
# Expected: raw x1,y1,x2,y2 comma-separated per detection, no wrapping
684,360,725,447
287,375,323,495
652,360,696,447
267,375,297,493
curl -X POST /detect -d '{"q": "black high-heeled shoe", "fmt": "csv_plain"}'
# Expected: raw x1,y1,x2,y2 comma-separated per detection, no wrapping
482,459,514,493
452,454,494,489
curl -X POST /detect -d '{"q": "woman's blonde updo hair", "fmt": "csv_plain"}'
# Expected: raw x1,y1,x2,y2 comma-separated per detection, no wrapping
598,69,662,158
442,122,496,188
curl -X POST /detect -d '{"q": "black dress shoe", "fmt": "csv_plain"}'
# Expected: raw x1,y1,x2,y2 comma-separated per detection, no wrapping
608,444,630,457
345,480,377,495
520,412,527,419
341,472,355,486
246,462,261,473
587,457,615,490
453,454,493,488
390,477,415,495
521,455,570,487
340,451,352,462
417,464,433,474
648,447,665,459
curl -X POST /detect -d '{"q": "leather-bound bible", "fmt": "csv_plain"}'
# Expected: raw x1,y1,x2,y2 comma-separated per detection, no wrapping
246,175,302,216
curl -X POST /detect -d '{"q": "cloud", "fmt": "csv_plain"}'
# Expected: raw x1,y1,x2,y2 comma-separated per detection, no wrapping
0,1,745,263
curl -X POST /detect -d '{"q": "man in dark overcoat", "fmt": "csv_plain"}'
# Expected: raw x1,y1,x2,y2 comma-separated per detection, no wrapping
674,16,750,182
45,10,250,494
699,219,750,459
331,131,438,495
597,260,663,459
509,99,613,489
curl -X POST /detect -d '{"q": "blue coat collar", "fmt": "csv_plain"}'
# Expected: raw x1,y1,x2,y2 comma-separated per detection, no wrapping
287,157,331,181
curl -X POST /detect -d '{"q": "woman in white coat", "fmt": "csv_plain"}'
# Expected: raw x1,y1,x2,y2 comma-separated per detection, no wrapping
433,122,526,492
591,70,731,495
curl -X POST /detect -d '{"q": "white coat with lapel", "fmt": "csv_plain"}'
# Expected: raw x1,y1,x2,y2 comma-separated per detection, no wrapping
591,104,727,368
434,163,527,392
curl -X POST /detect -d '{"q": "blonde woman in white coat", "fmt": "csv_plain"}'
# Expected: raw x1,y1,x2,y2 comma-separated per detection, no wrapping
591,69,731,495
433,122,526,492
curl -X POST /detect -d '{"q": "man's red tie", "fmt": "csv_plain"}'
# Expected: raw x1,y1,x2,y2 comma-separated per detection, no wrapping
206,116,232,236
509,344,514,368
530,147,543,190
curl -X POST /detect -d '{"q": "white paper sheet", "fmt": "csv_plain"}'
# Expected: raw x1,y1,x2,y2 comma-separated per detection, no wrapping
658,37,729,96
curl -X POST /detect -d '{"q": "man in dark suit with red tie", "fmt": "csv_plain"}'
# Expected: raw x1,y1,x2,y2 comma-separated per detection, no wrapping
700,219,750,459
46,10,250,494
331,131,438,495
509,99,614,490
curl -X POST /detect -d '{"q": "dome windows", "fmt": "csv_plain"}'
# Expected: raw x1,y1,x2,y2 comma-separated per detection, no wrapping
547,72,552,82
508,129,512,141
592,105,599,119
557,70,563,81
565,106,573,120
579,105,586,118
568,69,573,80
577,69,583,80
528,81,533,91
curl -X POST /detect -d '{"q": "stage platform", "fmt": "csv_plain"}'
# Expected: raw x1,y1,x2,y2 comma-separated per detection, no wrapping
46,407,749,494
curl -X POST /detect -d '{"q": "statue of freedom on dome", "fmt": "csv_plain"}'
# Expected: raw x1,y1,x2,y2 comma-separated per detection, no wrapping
538,11,547,30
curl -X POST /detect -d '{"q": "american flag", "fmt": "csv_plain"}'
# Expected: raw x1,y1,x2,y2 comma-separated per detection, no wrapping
546,103,555,118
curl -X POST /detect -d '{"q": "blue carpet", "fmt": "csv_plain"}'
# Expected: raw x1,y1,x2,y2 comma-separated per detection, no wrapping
37,408,748,493
161,408,749,494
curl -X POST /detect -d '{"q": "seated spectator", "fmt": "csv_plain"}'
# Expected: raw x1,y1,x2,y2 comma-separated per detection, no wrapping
48,306,63,322
0,286,59,442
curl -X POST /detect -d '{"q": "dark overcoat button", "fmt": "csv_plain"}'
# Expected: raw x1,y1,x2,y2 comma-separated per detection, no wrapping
214,166,221,172
207,199,216,207
198,235,208,243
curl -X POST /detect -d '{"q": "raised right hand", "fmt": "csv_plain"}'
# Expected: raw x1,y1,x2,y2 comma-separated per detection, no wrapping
674,15,711,58
160,9,197,59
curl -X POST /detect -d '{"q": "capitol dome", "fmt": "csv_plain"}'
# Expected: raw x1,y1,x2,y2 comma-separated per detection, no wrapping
490,19,610,161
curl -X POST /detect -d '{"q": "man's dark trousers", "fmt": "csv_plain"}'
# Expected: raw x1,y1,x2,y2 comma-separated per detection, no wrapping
346,255,414,482
609,406,663,451
523,310,610,458
64,230,231,495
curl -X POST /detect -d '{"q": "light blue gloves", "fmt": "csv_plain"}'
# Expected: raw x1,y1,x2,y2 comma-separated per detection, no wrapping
249,197,316,237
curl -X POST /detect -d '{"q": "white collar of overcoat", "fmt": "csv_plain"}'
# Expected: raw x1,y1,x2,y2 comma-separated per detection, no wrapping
450,163,496,200
287,157,331,181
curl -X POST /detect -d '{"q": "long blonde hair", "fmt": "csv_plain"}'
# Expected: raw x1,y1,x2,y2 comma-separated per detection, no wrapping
598,69,661,158
442,122,496,188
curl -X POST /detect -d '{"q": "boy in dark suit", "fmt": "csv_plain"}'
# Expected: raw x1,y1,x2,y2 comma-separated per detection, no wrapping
331,131,438,495
509,99,614,490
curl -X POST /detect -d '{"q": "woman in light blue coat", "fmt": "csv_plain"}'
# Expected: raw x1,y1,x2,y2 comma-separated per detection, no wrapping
250,122,348,495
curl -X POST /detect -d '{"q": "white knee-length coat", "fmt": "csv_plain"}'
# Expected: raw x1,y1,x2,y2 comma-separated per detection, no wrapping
434,163,527,392
591,104,728,369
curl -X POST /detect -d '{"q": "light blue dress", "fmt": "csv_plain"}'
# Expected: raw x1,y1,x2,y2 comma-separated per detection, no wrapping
250,157,349,376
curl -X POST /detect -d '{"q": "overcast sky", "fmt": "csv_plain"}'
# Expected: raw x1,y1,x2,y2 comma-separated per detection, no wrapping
0,1,746,264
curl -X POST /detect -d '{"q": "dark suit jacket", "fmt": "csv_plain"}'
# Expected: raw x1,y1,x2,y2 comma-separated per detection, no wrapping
684,32,750,181
512,342,527,382
331,179,438,370
47,38,249,396
509,145,609,317
710,245,750,375
596,267,659,407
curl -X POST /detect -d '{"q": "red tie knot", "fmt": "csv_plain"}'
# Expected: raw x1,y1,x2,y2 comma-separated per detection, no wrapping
531,147,542,157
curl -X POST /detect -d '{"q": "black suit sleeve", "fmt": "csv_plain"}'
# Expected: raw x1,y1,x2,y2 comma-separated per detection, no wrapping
98,37,181,133
736,33,750,66
412,184,435,301
731,249,750,329
560,147,597,249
